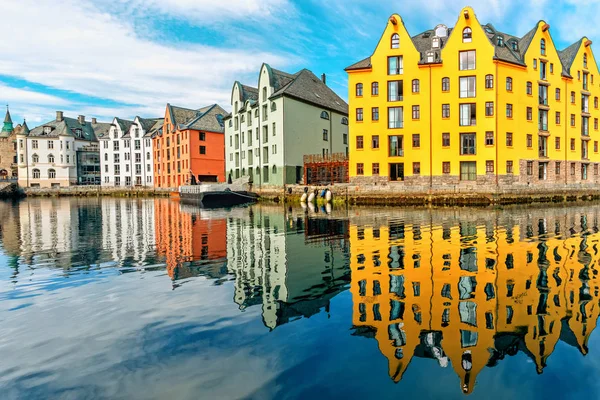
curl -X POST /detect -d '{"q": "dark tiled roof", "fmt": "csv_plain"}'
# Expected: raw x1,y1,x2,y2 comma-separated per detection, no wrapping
169,105,199,128
241,85,258,102
146,119,164,137
270,69,348,115
137,117,162,133
270,67,297,91
28,116,106,141
184,104,226,133
345,56,372,71
559,40,581,78
115,117,134,134
92,121,111,139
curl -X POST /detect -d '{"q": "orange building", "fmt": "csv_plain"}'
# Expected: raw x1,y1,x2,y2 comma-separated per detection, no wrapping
154,199,227,281
153,104,227,188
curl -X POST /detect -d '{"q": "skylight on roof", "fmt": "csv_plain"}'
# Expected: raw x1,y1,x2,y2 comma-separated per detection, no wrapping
315,93,321,98
484,26,495,34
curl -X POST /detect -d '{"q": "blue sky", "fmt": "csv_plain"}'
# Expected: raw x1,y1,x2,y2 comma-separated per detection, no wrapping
1,0,599,126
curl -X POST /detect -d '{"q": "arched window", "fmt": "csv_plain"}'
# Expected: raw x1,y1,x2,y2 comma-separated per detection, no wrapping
584,53,588,68
372,82,379,95
272,165,277,174
485,74,494,89
33,169,40,179
540,39,546,55
32,154,39,163
462,27,472,43
48,154,54,163
356,83,363,97
48,169,56,179
442,77,450,92
271,102,277,112
391,33,400,49
506,77,513,91
412,79,420,93
255,166,260,175
341,117,349,125
320,111,330,120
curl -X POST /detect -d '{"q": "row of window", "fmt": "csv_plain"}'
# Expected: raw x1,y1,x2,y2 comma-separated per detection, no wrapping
104,164,150,174
104,176,152,185
29,154,69,164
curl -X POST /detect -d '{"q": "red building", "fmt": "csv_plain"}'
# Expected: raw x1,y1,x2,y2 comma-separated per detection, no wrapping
154,104,226,188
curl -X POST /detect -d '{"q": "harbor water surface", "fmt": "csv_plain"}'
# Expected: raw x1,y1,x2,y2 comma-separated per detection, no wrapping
1,198,600,399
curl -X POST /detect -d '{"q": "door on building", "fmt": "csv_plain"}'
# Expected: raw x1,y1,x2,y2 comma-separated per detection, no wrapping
296,166,302,184
538,162,548,180
389,163,404,181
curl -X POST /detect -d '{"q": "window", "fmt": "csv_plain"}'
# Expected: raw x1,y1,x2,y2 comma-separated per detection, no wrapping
372,163,380,175
356,163,364,175
460,161,476,181
412,134,420,148
442,104,450,118
32,168,40,179
556,162,561,176
485,74,494,89
571,163,576,175
540,110,548,131
506,77,513,91
486,160,494,173
48,168,56,179
442,77,450,91
388,80,403,101
32,154,38,163
596,97,599,108
320,111,330,120
356,83,363,97
343,133,348,145
413,162,420,175
457,26,471,42
341,117,348,125
583,164,589,180
460,104,476,126
372,82,379,95
372,107,379,121
506,104,513,118
412,105,420,120
321,129,329,141
556,88,561,101
571,114,576,127
356,136,364,149
540,38,546,55
526,82,532,95
506,161,513,174
556,112,561,125
460,133,476,155
459,51,476,70
48,154,54,163
48,141,54,150
356,108,363,121
485,131,494,146
506,132,513,146
595,141,599,153
527,161,533,175
571,138,576,150
32,140,38,149
391,33,400,49
527,134,533,148
540,62,548,80
459,76,476,98
388,56,403,75
527,107,533,121
371,135,379,149
584,53,588,68
443,162,450,174
389,135,403,156
388,107,403,129
485,102,494,116
555,137,561,150
442,133,450,147
412,79,420,93
571,91,576,103
595,118,598,130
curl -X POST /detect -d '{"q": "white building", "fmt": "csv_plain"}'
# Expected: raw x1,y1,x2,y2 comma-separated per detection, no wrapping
16,112,110,188
224,63,349,186
99,116,162,187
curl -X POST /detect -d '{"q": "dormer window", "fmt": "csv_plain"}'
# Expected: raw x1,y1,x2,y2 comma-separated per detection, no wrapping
510,41,518,51
43,126,51,135
427,52,434,63
462,27,472,43
497,36,504,47
76,129,82,137
432,37,440,48
541,39,546,55
320,111,330,120
391,33,400,49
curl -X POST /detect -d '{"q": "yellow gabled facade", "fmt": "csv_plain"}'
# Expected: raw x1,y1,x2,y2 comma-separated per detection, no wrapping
347,7,600,188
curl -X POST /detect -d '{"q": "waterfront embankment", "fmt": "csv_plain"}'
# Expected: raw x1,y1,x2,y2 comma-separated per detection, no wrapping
22,185,175,198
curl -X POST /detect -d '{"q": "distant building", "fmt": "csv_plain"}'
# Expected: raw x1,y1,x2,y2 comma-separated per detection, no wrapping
99,116,163,187
0,107,20,179
153,104,226,188
224,63,349,186
16,111,110,187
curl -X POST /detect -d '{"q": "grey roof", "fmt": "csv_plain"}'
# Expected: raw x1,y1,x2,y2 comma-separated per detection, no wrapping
115,117,134,134
92,121,111,139
168,104,199,128
138,117,163,133
345,56,372,71
27,115,107,141
145,118,164,137
184,104,227,133
269,67,296,91
21,121,29,135
241,85,258,102
558,40,582,78
269,69,348,115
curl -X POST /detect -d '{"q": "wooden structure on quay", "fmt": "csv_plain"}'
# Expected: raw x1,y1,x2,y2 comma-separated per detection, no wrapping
303,153,349,185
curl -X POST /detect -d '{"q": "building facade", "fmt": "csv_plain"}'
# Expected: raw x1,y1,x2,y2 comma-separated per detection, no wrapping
0,108,20,179
99,116,162,187
224,64,349,186
347,7,600,188
153,104,226,188
16,112,110,188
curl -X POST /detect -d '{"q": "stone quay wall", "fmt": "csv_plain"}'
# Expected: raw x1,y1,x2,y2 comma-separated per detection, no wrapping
23,185,175,198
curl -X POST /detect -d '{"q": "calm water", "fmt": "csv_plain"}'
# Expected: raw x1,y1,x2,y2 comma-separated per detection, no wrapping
1,199,600,399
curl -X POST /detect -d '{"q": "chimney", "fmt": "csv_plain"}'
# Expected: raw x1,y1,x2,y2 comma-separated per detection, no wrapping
56,111,63,122
321,73,327,85
92,117,97,124
78,115,86,125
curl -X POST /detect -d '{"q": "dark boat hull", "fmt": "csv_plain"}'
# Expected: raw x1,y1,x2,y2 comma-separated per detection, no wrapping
179,190,259,208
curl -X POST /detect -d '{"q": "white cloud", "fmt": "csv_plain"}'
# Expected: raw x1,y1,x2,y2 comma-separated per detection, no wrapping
0,0,298,123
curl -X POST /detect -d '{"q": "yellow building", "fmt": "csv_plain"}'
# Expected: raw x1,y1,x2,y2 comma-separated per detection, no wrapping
346,7,600,187
349,208,600,394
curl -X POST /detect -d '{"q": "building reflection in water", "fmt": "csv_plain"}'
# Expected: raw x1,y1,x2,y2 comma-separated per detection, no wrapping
225,205,351,330
349,207,600,394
